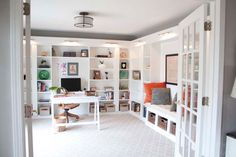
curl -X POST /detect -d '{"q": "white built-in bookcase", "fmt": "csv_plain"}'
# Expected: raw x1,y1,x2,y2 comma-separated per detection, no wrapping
30,33,178,119
31,42,131,118
129,40,177,120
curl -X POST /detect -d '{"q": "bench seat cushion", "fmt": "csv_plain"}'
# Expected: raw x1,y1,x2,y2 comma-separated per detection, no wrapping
148,104,177,119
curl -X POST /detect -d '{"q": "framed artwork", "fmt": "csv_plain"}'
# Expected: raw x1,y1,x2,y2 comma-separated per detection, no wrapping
80,49,89,57
120,51,127,58
132,70,141,80
165,54,178,85
120,62,127,69
120,70,129,79
67,62,78,76
93,70,101,79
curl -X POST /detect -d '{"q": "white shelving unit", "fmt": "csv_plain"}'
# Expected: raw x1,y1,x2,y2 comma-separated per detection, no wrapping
129,45,143,118
89,47,118,113
35,45,52,117
119,48,130,112
129,42,163,120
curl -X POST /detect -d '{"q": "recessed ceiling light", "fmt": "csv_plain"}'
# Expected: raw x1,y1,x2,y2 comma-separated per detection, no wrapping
159,32,177,41
62,40,80,46
134,41,146,47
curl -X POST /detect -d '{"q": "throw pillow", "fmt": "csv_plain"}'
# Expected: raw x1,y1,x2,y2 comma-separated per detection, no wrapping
170,93,177,111
144,82,166,103
151,88,171,105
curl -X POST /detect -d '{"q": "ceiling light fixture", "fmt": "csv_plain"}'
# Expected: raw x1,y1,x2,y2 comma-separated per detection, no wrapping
74,12,93,28
134,41,146,47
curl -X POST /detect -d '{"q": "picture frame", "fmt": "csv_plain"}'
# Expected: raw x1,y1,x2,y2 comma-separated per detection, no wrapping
80,49,89,57
120,62,127,69
165,54,178,85
67,62,79,76
120,51,127,58
93,70,101,79
120,70,129,79
132,70,141,80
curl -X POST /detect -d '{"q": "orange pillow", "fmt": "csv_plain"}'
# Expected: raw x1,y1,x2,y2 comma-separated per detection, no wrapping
144,82,166,103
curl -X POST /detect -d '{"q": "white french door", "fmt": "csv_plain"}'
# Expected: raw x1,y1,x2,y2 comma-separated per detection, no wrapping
176,4,208,157
23,0,34,157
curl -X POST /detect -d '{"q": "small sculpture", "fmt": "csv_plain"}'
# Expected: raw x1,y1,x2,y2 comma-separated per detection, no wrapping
108,49,112,58
98,60,106,69
39,59,50,68
105,72,108,79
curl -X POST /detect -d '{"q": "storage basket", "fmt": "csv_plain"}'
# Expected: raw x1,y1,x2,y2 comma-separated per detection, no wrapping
54,116,66,132
148,112,156,124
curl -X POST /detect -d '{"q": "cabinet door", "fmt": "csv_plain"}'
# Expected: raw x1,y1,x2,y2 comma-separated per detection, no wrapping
176,4,207,157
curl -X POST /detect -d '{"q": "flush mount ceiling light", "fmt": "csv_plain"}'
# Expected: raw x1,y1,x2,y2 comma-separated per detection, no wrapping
74,12,93,28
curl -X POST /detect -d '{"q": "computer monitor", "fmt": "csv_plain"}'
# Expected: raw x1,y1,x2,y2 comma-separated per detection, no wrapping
61,78,81,92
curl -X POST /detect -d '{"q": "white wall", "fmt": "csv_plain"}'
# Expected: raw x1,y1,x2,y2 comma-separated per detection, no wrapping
160,39,179,81
160,39,179,98
52,57,90,114
150,42,161,82
0,0,14,156
220,0,236,156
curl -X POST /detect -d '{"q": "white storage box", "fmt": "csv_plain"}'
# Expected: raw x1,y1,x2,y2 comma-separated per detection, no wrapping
39,106,50,116
106,104,115,112
120,103,129,111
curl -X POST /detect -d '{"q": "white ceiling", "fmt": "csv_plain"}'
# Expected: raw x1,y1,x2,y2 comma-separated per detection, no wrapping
31,0,202,40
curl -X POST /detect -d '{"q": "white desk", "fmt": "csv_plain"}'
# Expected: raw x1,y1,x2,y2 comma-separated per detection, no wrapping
51,93,100,130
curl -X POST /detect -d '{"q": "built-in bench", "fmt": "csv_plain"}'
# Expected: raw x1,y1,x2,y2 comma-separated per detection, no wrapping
145,103,177,142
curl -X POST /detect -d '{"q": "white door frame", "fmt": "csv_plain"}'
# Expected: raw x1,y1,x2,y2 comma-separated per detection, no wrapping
10,0,26,157
209,0,225,157
9,0,225,157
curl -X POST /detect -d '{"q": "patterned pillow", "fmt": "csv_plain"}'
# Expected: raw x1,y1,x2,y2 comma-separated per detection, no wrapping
144,82,166,103
151,88,171,105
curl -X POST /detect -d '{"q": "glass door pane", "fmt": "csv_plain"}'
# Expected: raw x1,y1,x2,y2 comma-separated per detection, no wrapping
192,84,198,112
187,83,192,108
182,54,187,79
187,54,192,80
191,114,197,142
182,82,187,106
193,53,199,81
185,111,190,136
183,28,188,52
194,21,200,50
189,24,194,51
184,138,189,157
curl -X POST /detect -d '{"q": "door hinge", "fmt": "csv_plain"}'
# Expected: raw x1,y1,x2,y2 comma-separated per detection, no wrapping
204,21,211,31
202,97,209,106
23,3,30,16
25,105,32,118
